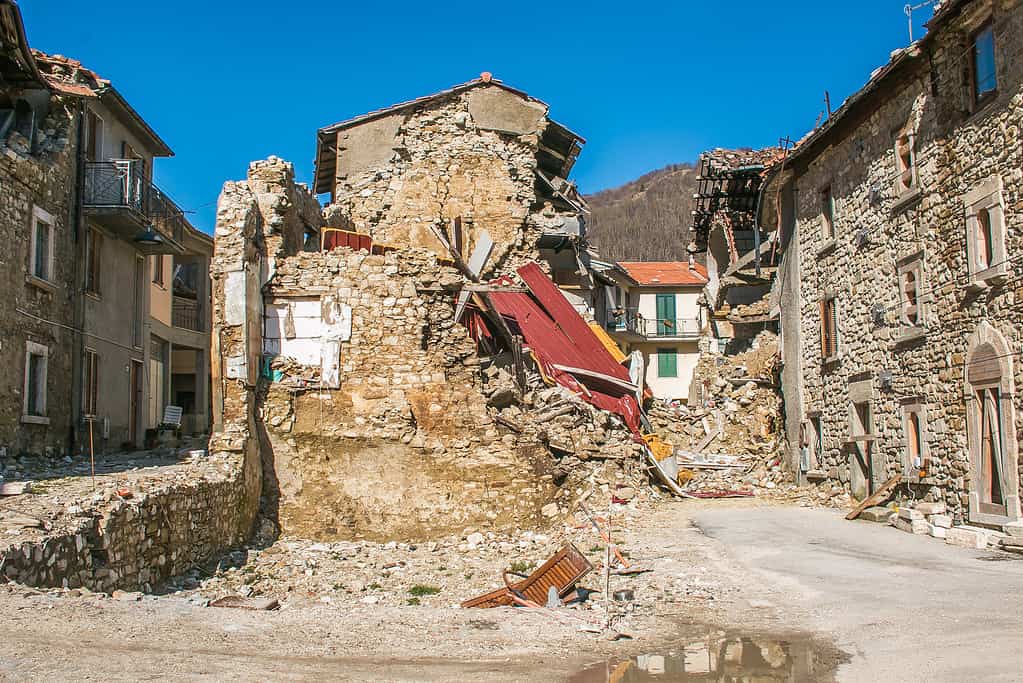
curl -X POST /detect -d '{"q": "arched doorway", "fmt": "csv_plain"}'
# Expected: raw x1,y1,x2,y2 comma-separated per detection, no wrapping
965,322,1021,526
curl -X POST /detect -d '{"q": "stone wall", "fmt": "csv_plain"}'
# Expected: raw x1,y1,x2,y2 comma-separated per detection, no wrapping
0,96,78,458
0,450,257,592
789,0,1023,525
323,84,575,277
213,157,557,541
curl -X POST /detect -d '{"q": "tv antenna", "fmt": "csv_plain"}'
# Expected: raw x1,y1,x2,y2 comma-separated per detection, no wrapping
904,1,937,42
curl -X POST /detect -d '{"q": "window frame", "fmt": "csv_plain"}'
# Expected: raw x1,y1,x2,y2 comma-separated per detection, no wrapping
85,226,103,296
21,340,49,424
28,205,55,286
85,109,103,162
964,176,1008,289
152,253,165,287
896,251,925,329
819,295,840,363
971,21,998,107
892,125,919,201
820,184,835,241
656,347,678,378
900,399,930,482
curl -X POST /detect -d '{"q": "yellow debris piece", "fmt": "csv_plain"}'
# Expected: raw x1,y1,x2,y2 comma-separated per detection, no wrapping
589,322,627,363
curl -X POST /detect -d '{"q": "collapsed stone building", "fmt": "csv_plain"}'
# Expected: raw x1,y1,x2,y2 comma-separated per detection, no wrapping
775,0,1023,531
213,78,641,541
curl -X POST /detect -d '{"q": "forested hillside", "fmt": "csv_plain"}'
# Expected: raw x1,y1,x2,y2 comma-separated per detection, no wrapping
584,163,698,262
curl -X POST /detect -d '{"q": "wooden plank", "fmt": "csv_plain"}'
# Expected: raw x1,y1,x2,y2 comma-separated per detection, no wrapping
693,428,721,453
846,474,902,520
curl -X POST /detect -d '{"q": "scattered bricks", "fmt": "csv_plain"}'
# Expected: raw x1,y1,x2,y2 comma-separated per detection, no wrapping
915,502,946,516
946,526,989,549
930,524,948,540
859,506,892,523
898,507,925,522
929,514,953,529
894,517,929,535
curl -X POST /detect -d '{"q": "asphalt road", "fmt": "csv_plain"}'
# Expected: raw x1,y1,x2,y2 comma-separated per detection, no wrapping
692,506,1023,682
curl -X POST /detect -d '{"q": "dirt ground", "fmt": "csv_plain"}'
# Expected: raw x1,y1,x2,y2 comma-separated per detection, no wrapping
0,497,845,682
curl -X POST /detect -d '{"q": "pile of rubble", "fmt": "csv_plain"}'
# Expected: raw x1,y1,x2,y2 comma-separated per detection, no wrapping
648,332,851,508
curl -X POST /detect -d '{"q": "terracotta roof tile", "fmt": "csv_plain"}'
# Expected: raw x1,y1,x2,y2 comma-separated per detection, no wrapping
616,261,708,286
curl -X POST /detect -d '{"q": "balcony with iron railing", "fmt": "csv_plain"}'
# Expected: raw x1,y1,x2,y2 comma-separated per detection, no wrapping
172,295,203,332
608,310,701,340
82,160,186,254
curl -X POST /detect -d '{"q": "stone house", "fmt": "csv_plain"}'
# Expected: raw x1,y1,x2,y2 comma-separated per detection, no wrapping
32,51,206,452
0,1,78,458
312,74,593,295
148,226,213,437
777,0,1023,529
605,261,707,401
0,1,207,459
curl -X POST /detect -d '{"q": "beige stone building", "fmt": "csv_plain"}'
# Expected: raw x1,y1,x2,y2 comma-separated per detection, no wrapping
605,261,707,401
0,2,208,459
778,0,1023,529
313,75,592,287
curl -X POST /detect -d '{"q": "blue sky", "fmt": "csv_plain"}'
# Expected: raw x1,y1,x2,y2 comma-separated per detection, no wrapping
22,1,935,233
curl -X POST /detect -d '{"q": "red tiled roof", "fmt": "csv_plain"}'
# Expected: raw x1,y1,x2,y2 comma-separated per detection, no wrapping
616,261,708,287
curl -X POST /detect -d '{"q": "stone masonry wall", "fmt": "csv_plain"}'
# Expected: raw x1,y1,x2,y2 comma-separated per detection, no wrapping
324,84,570,277
792,0,1023,524
214,157,556,541
262,248,554,540
0,96,78,458
0,451,256,592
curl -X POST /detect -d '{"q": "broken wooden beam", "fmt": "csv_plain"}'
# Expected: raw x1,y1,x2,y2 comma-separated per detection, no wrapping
846,474,902,520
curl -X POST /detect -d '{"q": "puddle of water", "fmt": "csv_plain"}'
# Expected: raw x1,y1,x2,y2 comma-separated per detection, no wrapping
569,633,836,682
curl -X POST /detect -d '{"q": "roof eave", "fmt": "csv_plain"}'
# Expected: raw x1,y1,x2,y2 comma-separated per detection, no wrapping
98,86,173,158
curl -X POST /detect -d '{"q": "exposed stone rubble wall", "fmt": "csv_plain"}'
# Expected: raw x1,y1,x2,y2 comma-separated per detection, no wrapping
212,157,556,542
0,452,255,592
323,84,576,277
788,0,1023,524
0,97,78,457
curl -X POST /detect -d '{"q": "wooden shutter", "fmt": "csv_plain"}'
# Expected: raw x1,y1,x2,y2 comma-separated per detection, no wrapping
657,348,677,377
820,298,838,359
656,294,676,336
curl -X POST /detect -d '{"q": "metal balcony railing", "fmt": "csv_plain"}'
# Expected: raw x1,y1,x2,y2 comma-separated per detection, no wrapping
609,311,701,338
83,160,187,246
172,295,203,332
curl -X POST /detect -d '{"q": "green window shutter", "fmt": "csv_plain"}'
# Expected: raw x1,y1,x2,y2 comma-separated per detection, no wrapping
655,294,676,335
657,348,678,377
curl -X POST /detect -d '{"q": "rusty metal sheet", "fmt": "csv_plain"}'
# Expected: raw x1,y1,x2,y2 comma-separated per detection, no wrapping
461,543,593,609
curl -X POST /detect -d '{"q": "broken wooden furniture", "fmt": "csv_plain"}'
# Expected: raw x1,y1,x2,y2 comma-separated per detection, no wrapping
461,543,593,608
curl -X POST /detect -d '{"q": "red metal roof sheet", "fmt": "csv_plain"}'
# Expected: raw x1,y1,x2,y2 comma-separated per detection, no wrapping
486,263,642,433
616,261,708,286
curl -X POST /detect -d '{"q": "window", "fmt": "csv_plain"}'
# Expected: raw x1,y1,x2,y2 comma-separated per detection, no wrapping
22,341,48,423
901,401,929,479
965,176,1007,286
972,23,997,104
85,227,102,295
84,349,99,417
820,185,835,240
152,254,164,287
819,296,839,361
897,253,924,328
29,205,54,284
802,414,824,473
85,110,103,161
965,322,1021,524
893,127,918,197
655,293,676,336
657,348,678,377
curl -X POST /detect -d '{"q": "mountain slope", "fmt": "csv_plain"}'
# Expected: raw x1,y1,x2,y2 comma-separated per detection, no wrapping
584,163,698,263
